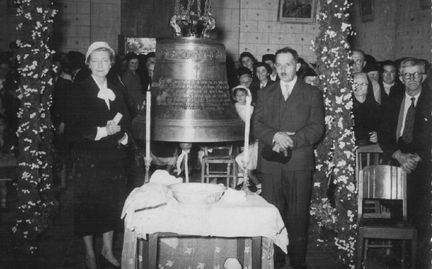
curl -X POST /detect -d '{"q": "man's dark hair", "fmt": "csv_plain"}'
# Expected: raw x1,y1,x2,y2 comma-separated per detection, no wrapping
146,52,155,58
262,54,275,63
275,47,299,62
237,66,252,77
380,60,397,73
363,54,379,73
125,52,139,61
254,62,272,74
67,51,85,71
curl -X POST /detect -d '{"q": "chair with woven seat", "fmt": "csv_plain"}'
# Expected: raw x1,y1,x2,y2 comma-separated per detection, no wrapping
201,145,238,188
357,165,417,269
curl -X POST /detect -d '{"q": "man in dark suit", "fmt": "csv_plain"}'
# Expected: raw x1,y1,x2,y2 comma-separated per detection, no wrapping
249,62,274,104
378,57,432,266
253,47,324,269
262,54,279,82
378,60,403,106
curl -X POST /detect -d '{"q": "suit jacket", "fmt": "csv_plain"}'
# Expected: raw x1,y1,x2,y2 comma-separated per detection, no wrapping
249,79,274,104
378,84,432,163
253,79,324,171
378,80,404,107
353,97,381,146
66,74,131,162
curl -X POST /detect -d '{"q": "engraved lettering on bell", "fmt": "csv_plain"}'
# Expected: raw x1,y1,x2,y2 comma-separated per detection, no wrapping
150,38,243,143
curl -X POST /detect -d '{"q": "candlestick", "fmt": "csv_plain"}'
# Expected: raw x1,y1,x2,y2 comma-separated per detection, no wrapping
242,94,251,191
144,86,152,183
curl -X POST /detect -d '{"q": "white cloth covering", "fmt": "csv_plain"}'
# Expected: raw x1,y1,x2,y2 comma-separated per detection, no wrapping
121,180,288,269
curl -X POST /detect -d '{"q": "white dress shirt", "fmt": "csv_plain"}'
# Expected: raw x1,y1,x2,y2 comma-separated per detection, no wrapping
280,76,297,100
383,82,394,96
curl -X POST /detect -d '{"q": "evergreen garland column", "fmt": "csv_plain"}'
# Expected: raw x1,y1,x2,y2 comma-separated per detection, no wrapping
310,0,357,267
12,0,57,254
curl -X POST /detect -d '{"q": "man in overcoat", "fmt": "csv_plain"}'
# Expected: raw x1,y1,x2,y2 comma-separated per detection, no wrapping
378,57,432,266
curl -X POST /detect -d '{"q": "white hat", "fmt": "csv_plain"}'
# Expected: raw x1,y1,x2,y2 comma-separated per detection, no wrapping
85,41,115,62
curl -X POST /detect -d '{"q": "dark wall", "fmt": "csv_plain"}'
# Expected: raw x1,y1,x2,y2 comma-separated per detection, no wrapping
121,0,175,38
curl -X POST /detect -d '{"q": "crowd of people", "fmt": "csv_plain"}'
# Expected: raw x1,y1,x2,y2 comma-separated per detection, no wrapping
230,48,431,268
0,39,431,268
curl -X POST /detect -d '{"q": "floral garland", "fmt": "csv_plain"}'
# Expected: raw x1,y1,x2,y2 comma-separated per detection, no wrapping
310,0,357,267
12,0,57,254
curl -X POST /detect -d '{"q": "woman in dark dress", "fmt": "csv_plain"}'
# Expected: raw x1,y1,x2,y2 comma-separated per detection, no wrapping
68,42,130,269
352,72,381,146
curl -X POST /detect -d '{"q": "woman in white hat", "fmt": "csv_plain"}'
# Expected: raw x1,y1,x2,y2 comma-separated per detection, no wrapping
67,41,130,269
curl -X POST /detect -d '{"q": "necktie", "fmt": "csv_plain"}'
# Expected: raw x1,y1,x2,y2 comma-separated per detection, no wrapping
401,97,415,143
281,83,290,100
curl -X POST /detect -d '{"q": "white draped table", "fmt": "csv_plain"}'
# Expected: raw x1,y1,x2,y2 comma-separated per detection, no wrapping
121,184,288,269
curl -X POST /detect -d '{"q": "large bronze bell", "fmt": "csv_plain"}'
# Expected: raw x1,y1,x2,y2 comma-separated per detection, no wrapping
150,38,243,142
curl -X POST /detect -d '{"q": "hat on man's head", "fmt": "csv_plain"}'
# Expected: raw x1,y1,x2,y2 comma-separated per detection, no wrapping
255,62,272,74
363,54,379,73
262,54,275,63
304,66,317,77
237,66,252,77
85,41,115,63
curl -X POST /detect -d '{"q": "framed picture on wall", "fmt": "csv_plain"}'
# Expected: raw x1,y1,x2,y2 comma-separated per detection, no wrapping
278,0,318,23
359,0,374,22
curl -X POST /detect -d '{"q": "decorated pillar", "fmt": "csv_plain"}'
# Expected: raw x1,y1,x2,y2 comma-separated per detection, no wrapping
12,0,57,255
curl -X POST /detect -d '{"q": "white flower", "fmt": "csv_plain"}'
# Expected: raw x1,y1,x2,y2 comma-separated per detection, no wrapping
341,22,350,32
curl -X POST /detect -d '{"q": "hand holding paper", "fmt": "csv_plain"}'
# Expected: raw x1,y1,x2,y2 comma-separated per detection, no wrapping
113,112,123,125
106,120,120,135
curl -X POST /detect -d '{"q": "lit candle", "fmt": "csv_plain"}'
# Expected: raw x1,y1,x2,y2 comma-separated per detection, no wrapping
146,87,151,159
242,94,251,188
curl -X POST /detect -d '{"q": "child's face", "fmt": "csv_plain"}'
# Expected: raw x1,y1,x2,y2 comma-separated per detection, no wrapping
239,74,252,88
235,91,247,105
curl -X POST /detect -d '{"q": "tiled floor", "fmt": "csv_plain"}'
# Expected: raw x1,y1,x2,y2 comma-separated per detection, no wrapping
0,169,412,269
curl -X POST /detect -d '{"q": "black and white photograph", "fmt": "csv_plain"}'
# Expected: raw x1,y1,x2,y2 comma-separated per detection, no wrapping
0,0,431,269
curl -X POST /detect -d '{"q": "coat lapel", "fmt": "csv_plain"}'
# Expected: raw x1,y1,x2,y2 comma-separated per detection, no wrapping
87,76,111,112
269,83,282,125
286,79,302,103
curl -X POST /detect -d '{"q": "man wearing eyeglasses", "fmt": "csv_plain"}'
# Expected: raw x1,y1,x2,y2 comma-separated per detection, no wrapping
378,57,432,265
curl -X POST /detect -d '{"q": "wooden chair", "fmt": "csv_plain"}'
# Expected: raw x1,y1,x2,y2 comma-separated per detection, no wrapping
201,145,238,188
357,165,417,269
356,144,386,217
355,144,383,180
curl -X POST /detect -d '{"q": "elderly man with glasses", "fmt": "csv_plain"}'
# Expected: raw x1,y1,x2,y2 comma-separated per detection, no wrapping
378,57,432,267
